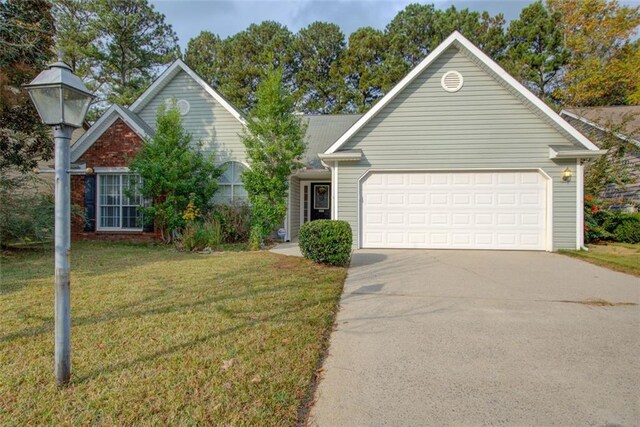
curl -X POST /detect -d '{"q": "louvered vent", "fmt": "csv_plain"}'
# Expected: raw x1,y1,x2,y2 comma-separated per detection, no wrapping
441,71,463,92
164,98,191,115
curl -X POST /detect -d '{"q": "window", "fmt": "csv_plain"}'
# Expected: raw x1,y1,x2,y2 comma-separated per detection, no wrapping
213,161,248,204
98,174,144,230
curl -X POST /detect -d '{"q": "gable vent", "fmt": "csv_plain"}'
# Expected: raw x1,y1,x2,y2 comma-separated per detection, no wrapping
441,71,463,92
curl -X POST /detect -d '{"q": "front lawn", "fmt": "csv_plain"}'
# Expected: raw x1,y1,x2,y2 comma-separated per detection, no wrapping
0,242,347,425
561,243,640,277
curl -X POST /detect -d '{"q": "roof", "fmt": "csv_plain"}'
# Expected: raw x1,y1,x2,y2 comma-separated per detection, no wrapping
302,114,363,167
129,59,246,124
561,106,640,146
325,31,600,155
71,105,154,162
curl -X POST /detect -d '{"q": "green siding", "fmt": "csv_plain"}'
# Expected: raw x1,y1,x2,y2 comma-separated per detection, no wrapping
137,70,246,164
337,46,578,250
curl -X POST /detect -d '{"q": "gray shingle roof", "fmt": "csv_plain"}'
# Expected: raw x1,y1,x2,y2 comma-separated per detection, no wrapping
301,114,363,168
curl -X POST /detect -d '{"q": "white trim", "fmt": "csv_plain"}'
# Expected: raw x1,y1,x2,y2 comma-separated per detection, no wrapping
129,59,246,125
70,105,151,163
94,167,130,173
356,167,554,252
560,110,640,147
333,163,339,219
96,173,144,232
549,146,606,159
318,150,363,161
577,159,585,250
299,180,331,224
325,31,600,154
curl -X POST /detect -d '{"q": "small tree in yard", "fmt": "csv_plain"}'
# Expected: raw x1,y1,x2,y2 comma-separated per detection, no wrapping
130,102,221,242
242,68,307,250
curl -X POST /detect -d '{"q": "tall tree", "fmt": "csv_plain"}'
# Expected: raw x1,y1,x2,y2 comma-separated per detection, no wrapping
241,68,306,249
339,27,397,112
53,0,180,111
0,0,55,175
386,3,506,77
184,31,222,88
503,0,569,103
291,21,347,113
214,21,294,111
548,0,640,106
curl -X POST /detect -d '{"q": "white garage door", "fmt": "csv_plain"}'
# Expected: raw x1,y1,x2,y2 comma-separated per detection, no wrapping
361,171,547,250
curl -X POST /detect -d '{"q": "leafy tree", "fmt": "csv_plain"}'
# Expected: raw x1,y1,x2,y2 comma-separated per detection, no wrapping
385,3,506,77
339,27,396,112
53,0,180,112
503,1,569,103
548,0,640,106
291,21,347,114
581,114,640,203
0,0,55,175
184,31,223,87
129,102,221,242
241,68,307,249
214,21,295,111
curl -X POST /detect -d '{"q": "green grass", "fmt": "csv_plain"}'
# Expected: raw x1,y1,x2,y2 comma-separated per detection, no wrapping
561,242,640,277
0,242,347,425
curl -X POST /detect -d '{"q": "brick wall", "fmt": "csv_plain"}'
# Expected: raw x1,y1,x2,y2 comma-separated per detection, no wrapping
71,118,160,242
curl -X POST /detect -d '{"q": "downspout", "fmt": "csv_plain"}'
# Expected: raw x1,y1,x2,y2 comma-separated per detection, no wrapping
577,159,588,251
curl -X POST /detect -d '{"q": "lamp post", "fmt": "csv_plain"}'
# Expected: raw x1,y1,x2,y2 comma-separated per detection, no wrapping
24,61,94,386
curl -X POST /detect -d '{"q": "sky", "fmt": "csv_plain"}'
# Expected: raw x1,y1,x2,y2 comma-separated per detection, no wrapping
147,0,543,49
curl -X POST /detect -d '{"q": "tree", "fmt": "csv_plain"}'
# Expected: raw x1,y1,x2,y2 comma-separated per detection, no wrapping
385,3,506,77
291,21,347,114
129,102,221,242
548,0,640,106
503,1,569,103
0,0,55,175
339,27,397,112
213,21,295,111
241,68,307,249
184,31,223,87
53,0,180,111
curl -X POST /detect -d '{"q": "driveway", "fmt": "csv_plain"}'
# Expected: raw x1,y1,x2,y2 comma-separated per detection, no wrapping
309,250,640,426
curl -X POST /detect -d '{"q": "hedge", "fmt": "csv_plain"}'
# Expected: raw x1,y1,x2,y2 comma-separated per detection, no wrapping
299,220,352,266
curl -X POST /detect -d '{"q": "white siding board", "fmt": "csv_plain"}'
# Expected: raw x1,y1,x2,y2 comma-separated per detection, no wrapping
338,47,578,250
137,70,246,164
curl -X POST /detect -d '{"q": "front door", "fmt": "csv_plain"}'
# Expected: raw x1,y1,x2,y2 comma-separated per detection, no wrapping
310,183,331,221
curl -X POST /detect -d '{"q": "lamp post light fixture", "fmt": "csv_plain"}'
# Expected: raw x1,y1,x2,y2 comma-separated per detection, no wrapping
24,60,94,386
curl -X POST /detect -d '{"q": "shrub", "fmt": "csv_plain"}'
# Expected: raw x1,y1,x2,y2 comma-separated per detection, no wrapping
613,214,640,243
176,217,223,252
299,220,352,266
213,202,251,243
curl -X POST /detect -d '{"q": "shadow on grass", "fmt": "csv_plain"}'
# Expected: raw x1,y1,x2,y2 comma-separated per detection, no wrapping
1,267,322,344
72,295,336,384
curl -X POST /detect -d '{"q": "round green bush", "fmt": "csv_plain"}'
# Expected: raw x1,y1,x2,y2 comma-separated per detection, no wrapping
298,220,352,266
613,214,640,243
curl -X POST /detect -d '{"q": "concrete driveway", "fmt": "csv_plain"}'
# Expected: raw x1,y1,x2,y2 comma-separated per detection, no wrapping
309,250,640,426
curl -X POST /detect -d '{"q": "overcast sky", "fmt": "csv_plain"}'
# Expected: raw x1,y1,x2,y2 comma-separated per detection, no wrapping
150,0,640,49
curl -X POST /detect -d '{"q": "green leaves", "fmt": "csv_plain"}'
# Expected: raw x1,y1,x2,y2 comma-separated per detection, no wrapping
129,101,222,242
241,68,306,249
52,0,180,113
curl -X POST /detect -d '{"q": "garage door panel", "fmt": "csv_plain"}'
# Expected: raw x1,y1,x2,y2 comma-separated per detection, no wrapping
361,171,546,250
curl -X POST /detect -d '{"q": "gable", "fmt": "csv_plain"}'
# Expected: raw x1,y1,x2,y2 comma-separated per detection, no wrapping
75,118,144,167
340,46,580,160
327,32,599,155
135,69,247,164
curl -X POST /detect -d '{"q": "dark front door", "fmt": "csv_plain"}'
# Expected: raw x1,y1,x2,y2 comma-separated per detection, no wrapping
310,183,331,221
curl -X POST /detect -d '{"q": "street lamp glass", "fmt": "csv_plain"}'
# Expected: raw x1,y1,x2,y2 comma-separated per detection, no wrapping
24,61,93,128
28,86,63,126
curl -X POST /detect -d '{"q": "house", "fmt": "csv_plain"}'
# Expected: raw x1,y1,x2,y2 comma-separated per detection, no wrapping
560,106,640,210
70,31,603,250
